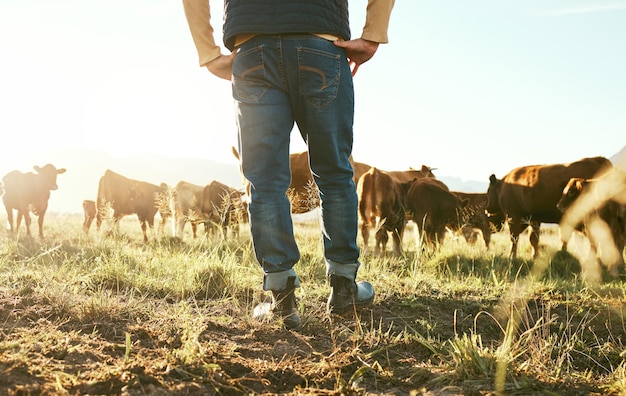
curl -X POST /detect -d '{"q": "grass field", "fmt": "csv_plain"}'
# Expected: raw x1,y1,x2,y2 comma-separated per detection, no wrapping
1,213,625,395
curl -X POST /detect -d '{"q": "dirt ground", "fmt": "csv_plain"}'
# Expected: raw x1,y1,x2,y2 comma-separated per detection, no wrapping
2,281,616,396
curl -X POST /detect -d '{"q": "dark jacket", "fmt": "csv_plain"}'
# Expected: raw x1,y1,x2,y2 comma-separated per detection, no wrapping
223,0,350,51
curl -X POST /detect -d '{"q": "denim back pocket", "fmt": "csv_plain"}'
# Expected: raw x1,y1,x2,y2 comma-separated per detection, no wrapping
297,46,341,109
233,45,270,103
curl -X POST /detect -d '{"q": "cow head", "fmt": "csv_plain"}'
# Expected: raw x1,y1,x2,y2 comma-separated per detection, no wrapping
557,177,586,212
34,164,66,191
420,165,437,178
486,174,504,218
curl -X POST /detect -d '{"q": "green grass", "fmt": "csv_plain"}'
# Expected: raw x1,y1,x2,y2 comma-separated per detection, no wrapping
0,214,625,395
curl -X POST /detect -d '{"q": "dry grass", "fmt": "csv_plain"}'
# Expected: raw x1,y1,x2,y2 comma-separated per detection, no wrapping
0,213,625,395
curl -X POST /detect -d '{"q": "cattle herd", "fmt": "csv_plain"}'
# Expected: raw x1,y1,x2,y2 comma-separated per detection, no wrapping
2,153,625,276
0,165,248,243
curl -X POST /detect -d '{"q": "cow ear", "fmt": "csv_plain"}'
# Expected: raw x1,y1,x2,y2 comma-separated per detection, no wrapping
34,165,42,173
57,168,67,174
489,174,497,183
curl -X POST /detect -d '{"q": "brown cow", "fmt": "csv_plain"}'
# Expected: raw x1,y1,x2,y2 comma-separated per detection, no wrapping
357,167,407,255
174,180,209,239
82,199,96,234
231,146,371,214
94,169,168,242
486,156,613,259
557,169,626,276
201,180,248,239
405,178,469,247
357,166,439,255
2,164,66,238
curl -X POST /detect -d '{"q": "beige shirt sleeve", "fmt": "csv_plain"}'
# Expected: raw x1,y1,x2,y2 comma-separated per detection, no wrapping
361,0,395,44
182,0,395,67
182,0,223,67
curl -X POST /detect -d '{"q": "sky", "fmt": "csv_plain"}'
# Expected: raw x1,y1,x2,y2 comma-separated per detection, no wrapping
1,0,625,188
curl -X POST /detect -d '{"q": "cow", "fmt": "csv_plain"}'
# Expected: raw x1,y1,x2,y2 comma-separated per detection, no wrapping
2,164,66,238
173,180,209,239
557,168,626,276
82,199,96,234
231,146,371,214
404,178,469,247
357,166,439,255
201,180,248,239
357,167,407,255
486,156,613,259
94,169,168,242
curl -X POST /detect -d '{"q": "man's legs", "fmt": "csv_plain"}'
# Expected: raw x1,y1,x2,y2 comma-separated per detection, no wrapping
233,36,301,329
283,35,375,315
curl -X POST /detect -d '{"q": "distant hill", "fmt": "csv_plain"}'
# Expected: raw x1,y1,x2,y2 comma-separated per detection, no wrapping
610,144,626,169
438,175,488,193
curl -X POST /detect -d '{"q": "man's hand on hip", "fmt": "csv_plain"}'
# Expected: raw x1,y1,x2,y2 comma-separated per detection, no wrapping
205,51,237,81
333,38,379,76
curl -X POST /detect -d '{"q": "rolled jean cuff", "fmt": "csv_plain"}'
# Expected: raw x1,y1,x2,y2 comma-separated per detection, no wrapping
262,269,301,291
325,259,359,279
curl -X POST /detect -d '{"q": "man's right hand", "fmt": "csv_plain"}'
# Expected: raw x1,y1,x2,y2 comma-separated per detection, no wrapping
205,51,237,81
333,38,379,76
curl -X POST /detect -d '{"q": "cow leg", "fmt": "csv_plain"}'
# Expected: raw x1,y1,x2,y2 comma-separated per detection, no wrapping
21,211,32,237
146,218,156,242
509,234,519,259
5,206,15,234
508,218,524,259
191,222,198,238
83,214,92,233
37,213,46,238
392,227,403,255
112,212,123,236
423,224,436,247
436,226,447,245
478,216,491,249
529,222,541,259
375,227,388,255
360,222,370,248
176,218,186,238
15,210,23,234
140,220,148,242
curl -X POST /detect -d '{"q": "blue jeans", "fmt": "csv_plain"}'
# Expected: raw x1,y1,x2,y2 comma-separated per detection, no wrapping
232,34,360,291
